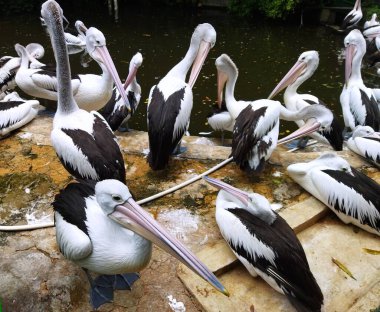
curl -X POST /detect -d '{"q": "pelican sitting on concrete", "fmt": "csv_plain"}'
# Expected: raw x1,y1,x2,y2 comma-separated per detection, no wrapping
347,126,380,167
288,153,380,236
203,176,324,312
0,91,44,138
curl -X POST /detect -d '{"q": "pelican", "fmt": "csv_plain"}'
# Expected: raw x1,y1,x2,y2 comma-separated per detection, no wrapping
15,21,129,112
53,177,228,308
0,43,45,99
203,176,324,312
41,0,130,182
347,125,380,167
101,52,142,131
147,23,216,170
0,91,44,138
288,153,380,236
340,29,380,134
341,0,362,30
216,54,336,173
363,13,379,30
268,50,343,151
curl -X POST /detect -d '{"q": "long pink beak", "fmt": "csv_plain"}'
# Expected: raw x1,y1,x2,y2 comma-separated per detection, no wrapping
203,176,250,206
188,40,212,89
109,197,229,296
277,118,321,145
96,45,131,112
216,70,228,109
344,44,355,85
268,60,306,99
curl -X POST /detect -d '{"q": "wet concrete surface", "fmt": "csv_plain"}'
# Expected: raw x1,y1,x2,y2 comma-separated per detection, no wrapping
0,116,379,311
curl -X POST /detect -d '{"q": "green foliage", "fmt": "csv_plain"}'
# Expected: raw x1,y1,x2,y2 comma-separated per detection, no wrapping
364,4,380,20
228,0,300,19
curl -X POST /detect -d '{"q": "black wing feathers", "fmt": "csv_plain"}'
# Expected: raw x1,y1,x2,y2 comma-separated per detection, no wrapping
53,180,97,236
227,208,323,312
147,86,186,170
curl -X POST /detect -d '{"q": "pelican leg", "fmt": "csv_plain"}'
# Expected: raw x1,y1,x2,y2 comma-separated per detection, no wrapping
113,272,140,290
221,131,225,146
84,269,114,309
172,141,187,155
118,120,131,132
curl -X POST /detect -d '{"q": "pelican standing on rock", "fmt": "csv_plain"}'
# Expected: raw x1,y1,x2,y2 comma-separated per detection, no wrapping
15,20,129,112
41,0,129,182
147,23,216,170
203,176,324,312
347,125,380,167
340,29,380,134
53,178,228,308
206,100,234,145
341,0,362,30
216,54,336,173
268,50,343,150
288,153,380,236
102,52,142,131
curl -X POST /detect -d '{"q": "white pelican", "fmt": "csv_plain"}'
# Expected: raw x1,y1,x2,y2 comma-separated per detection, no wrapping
15,22,129,112
206,100,234,145
347,125,380,167
102,52,142,131
0,91,44,138
203,176,324,312
341,0,362,30
53,178,228,308
288,153,380,236
0,43,45,99
363,13,379,30
41,0,130,182
216,54,336,173
268,50,343,150
147,23,216,170
340,29,380,134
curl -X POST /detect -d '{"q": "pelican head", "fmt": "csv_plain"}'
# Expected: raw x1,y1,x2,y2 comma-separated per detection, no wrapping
278,104,334,145
25,43,45,59
215,54,238,108
344,29,366,84
352,125,380,139
203,176,276,225
95,179,228,296
287,153,352,178
268,50,319,99
75,20,87,36
188,23,216,88
85,26,131,112
123,52,143,90
14,43,45,68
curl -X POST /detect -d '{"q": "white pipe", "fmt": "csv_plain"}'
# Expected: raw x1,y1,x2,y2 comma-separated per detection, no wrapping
0,157,234,231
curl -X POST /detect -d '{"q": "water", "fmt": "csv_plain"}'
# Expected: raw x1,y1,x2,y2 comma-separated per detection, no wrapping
1,3,378,136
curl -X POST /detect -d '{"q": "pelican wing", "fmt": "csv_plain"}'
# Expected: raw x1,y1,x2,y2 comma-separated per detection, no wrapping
31,68,81,94
231,105,277,172
58,113,126,182
225,208,323,311
311,168,380,232
349,136,380,165
53,180,96,261
147,85,190,170
0,100,38,131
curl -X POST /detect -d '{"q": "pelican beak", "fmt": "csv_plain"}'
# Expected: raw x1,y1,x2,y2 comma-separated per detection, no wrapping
203,176,250,207
95,46,131,112
217,70,228,109
268,60,306,99
287,162,309,176
277,118,321,145
367,132,380,139
109,198,229,297
344,44,355,85
188,40,212,89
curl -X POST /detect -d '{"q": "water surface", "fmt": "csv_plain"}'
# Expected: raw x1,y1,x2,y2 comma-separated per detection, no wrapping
1,3,378,136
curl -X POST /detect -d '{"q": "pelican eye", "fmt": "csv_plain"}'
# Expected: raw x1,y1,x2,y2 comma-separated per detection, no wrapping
112,194,122,201
342,167,348,172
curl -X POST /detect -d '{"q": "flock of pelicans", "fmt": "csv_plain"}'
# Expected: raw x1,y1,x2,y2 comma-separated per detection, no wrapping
0,0,380,311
